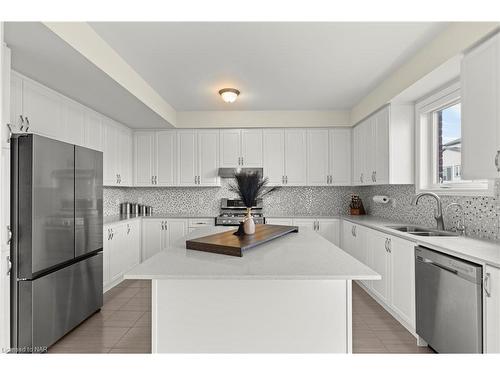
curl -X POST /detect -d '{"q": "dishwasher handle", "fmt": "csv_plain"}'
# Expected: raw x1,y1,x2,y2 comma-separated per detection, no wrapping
417,256,459,275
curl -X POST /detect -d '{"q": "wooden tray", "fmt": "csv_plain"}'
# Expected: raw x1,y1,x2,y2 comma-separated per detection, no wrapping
186,224,299,257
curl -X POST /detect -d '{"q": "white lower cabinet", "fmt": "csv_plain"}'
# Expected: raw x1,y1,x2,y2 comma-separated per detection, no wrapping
103,220,141,290
187,218,215,233
0,250,10,353
142,218,188,260
389,236,416,329
485,265,500,353
366,229,391,305
266,217,339,246
344,223,416,330
341,221,368,288
265,218,294,226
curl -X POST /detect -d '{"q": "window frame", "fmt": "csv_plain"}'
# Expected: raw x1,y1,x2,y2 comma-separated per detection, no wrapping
415,81,494,196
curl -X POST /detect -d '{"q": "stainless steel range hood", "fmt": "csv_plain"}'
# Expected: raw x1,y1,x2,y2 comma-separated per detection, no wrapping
218,167,263,178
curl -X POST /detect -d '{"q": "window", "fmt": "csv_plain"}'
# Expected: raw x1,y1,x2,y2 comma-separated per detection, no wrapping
416,82,493,196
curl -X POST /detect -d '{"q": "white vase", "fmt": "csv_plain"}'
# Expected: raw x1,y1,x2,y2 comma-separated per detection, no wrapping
243,208,256,235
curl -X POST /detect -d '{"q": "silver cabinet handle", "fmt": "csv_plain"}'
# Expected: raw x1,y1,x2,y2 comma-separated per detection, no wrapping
484,272,491,297
6,255,12,276
387,238,391,253
373,171,377,182
7,225,12,245
155,175,158,184
24,117,30,132
316,221,320,231
127,224,130,235
353,225,357,237
285,176,288,184
384,238,388,252
351,226,355,236
495,151,500,172
19,115,24,131
151,176,154,184
360,173,363,183
371,171,375,182
161,221,164,230
195,175,197,184
282,176,284,184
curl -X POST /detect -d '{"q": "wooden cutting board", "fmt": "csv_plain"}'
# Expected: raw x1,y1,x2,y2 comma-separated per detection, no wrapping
185,224,299,257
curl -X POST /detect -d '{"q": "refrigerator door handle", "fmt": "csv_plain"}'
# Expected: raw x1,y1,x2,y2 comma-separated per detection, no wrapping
7,225,12,245
6,255,12,275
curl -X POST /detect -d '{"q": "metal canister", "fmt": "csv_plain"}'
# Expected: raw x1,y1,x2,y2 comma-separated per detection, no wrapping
120,202,131,215
130,203,139,214
138,204,146,216
144,206,153,216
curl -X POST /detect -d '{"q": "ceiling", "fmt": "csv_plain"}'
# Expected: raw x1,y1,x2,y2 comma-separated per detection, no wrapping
89,22,448,111
4,22,170,129
4,22,449,128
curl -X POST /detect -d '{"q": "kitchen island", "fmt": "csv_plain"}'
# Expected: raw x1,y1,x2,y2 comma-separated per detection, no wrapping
125,226,380,353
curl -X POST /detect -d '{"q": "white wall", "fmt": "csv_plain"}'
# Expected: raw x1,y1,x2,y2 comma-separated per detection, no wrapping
350,22,500,125
176,110,350,128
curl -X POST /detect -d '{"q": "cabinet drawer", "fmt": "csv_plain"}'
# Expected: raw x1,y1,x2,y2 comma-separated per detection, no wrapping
188,218,215,227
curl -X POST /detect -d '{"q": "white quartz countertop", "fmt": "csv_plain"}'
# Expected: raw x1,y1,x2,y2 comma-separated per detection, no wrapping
125,226,381,281
343,215,500,268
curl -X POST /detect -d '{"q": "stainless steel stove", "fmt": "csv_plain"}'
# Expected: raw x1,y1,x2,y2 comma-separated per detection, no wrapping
215,198,265,226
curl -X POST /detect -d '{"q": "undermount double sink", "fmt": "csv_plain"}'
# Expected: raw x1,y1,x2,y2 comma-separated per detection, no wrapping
386,225,459,237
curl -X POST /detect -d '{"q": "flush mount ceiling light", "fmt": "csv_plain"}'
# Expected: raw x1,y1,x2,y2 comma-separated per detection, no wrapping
219,88,240,103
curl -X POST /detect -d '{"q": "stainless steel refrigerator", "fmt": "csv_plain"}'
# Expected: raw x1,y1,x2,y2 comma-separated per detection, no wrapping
10,134,103,353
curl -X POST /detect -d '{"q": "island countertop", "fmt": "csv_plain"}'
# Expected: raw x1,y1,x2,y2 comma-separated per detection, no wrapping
125,226,380,281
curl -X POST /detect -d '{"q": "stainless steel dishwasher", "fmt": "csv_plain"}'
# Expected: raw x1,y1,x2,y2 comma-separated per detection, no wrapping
415,246,483,353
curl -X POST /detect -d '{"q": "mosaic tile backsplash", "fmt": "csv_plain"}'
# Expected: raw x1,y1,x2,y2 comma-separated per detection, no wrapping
104,180,500,241
103,181,356,218
357,183,500,241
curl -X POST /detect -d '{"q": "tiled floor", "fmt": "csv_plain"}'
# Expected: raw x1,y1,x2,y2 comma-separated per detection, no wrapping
352,282,434,354
48,279,152,353
48,279,433,354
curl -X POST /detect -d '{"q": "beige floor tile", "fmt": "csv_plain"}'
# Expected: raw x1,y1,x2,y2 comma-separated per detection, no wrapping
109,348,152,353
384,343,435,353
135,312,152,327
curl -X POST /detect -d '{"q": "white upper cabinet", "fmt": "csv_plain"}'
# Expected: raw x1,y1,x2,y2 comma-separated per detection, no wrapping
177,130,198,186
9,72,22,138
241,129,263,167
330,128,351,185
134,131,156,186
83,110,103,151
197,129,220,186
352,104,413,186
219,129,241,167
156,130,176,186
103,119,118,185
177,129,219,186
461,32,500,180
62,100,85,146
103,119,132,186
220,129,263,167
284,129,307,186
263,129,285,185
22,78,63,139
135,130,177,186
307,128,330,185
307,128,351,186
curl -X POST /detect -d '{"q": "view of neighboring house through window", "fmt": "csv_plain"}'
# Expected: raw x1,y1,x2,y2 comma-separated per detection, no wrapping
433,102,462,184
